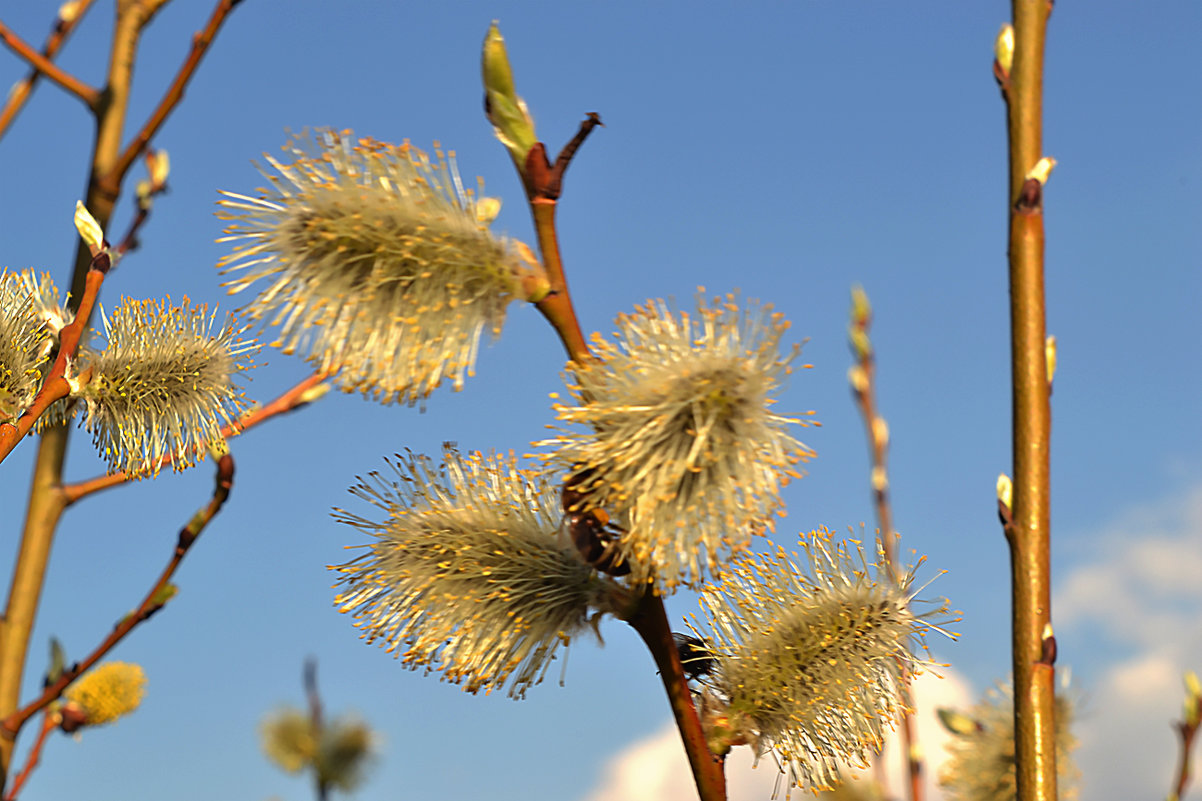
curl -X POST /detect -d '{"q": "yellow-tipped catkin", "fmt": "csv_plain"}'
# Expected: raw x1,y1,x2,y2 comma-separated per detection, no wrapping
332,448,622,698
217,129,543,406
690,529,953,793
63,662,146,726
78,297,256,477
541,292,815,589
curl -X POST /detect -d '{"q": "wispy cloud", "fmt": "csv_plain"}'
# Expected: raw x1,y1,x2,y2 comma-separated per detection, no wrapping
581,668,972,801
1056,481,1202,801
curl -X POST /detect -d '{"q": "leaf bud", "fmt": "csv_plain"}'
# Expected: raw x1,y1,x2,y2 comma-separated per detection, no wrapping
996,473,1013,510
482,22,538,170
1025,156,1057,186
994,24,1015,77
73,201,104,254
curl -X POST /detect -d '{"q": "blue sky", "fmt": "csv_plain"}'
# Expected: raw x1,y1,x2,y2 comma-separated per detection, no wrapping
0,2,1199,800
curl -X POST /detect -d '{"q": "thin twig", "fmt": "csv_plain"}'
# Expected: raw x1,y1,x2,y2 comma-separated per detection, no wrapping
1003,3,1057,801
61,373,327,505
113,150,170,257
105,0,243,192
847,287,921,801
0,0,97,139
0,453,234,740
546,112,604,199
1170,710,1200,801
0,251,111,465
303,660,329,801
0,18,99,108
1,711,55,801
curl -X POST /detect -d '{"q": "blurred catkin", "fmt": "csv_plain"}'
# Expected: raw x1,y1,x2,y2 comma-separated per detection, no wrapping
261,707,376,791
62,661,146,727
939,679,1078,801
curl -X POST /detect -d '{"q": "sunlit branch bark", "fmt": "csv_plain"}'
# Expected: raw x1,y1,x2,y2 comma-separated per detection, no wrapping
0,0,97,138
1002,3,1057,801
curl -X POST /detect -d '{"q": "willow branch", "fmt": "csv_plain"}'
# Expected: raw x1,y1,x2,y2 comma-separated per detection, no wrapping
627,590,727,801
530,200,590,361
0,0,97,138
0,711,54,801
0,253,110,465
848,288,921,801
0,454,234,741
517,115,602,361
508,115,721,798
0,18,99,109
105,0,242,192
62,372,326,505
1003,4,1057,801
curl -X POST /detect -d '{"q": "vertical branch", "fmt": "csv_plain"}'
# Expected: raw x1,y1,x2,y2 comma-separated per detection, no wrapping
0,1,139,772
303,660,330,801
1171,718,1199,801
848,287,921,801
1168,672,1201,801
1002,3,1057,801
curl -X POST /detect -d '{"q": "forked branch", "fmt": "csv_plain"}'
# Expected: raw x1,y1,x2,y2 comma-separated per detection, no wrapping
0,17,99,109
105,0,244,191
0,0,97,138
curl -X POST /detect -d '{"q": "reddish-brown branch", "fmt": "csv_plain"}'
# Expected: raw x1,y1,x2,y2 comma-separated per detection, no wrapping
114,207,149,256
62,372,326,505
0,454,234,741
105,0,242,191
1,711,54,801
0,18,99,109
1171,717,1200,801
509,117,720,798
627,590,727,801
530,201,589,362
0,0,96,138
0,256,110,465
545,112,603,200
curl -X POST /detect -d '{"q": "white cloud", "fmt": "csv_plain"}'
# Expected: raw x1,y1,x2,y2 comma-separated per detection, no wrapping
581,668,973,801
1055,481,1202,801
